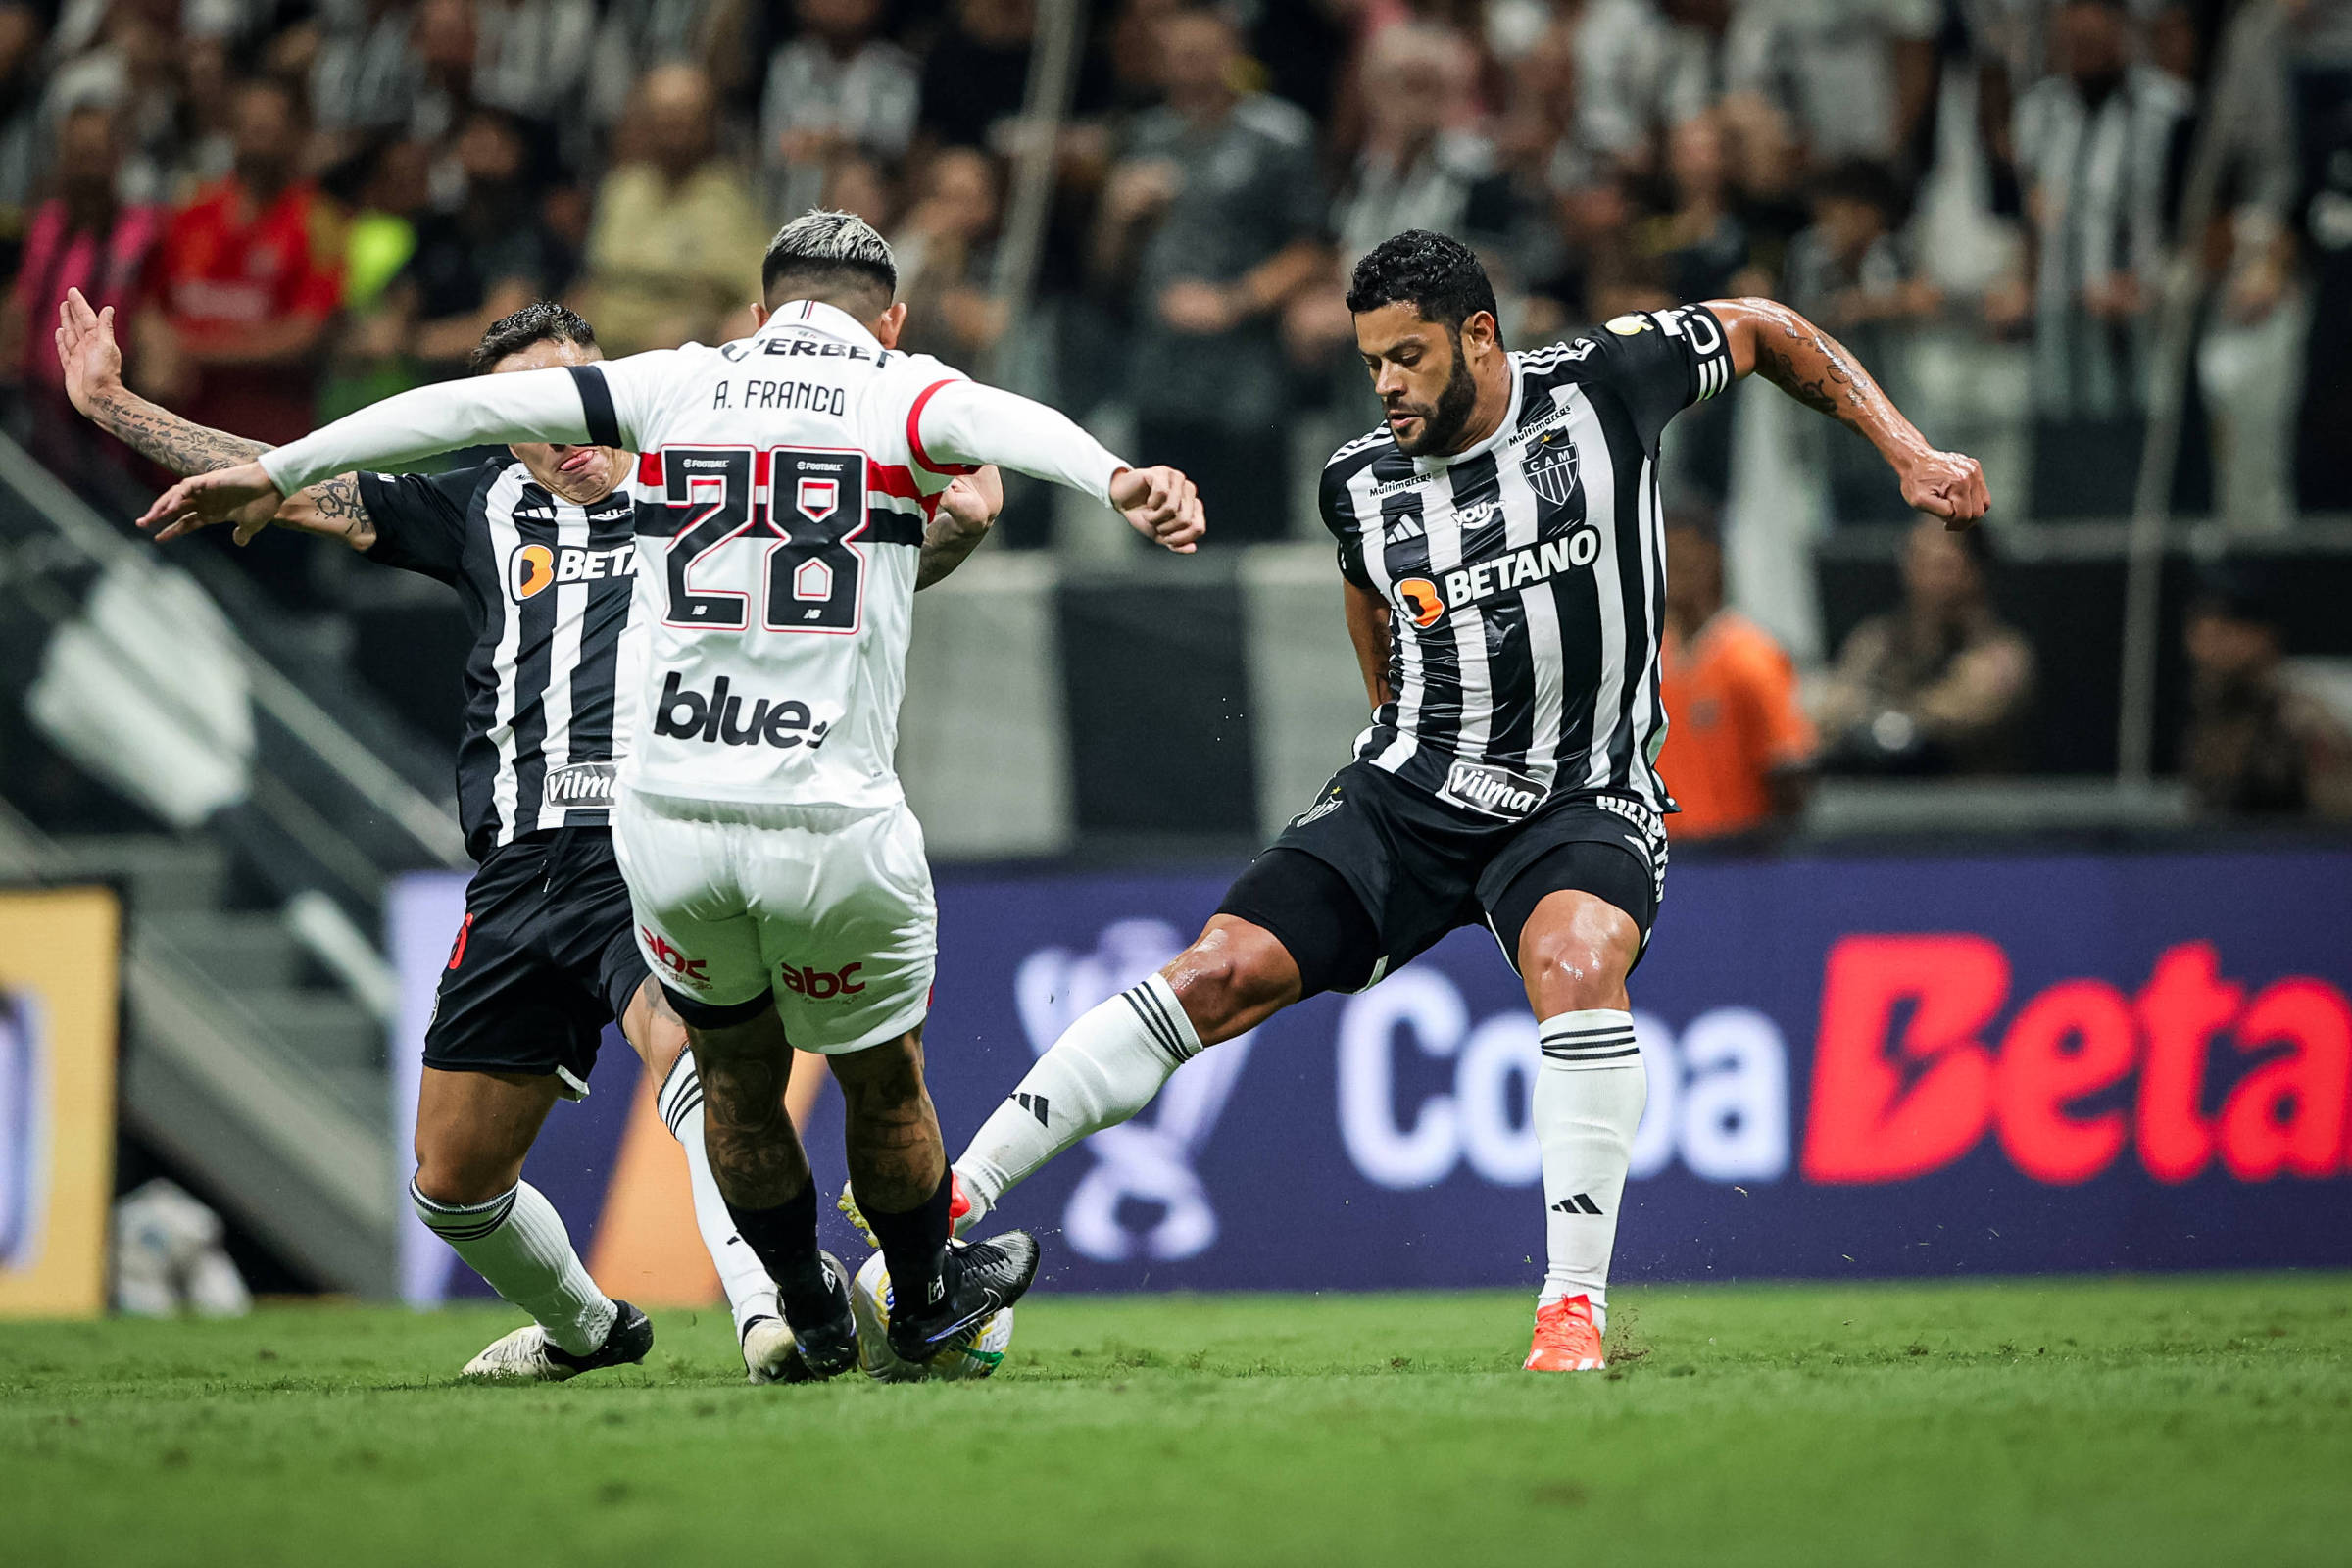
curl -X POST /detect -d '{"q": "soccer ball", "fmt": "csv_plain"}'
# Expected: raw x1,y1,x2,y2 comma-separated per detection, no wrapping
850,1250,1015,1382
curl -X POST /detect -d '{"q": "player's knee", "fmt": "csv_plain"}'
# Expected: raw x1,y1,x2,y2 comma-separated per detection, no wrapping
410,1145,518,1208
1518,919,1633,1010
833,1036,928,1117
1165,932,1293,1040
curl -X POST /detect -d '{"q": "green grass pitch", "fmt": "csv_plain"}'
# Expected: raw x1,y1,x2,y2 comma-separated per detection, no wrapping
4,1274,2347,1567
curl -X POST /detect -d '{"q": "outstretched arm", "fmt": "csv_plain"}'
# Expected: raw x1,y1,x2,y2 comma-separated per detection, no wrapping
57,289,378,550
138,358,605,533
1710,297,1990,528
914,379,1205,553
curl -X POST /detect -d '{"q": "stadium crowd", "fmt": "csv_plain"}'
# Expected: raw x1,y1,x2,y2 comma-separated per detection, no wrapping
1,0,2348,820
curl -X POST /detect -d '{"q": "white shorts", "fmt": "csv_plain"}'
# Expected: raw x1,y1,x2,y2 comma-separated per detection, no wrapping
612,787,936,1054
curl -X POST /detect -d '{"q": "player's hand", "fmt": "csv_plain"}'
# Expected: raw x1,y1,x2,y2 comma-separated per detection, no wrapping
1900,449,1989,530
140,461,284,537
54,287,124,417
938,465,1004,537
1108,465,1204,554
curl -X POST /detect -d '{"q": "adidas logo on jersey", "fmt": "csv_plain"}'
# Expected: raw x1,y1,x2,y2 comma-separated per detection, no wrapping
652,671,834,750
1550,1193,1604,1215
1012,1092,1051,1126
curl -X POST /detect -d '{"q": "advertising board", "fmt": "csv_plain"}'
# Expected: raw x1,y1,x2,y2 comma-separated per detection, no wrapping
390,849,2352,1301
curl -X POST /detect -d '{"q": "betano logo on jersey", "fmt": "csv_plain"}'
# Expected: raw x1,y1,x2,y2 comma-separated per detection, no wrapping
507,542,636,601
1393,525,1604,627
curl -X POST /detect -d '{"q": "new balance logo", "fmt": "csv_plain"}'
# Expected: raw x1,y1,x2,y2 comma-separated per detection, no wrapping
1551,1193,1605,1215
1012,1092,1051,1126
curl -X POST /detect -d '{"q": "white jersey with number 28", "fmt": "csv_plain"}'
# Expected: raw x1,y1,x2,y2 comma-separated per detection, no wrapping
254,297,1131,812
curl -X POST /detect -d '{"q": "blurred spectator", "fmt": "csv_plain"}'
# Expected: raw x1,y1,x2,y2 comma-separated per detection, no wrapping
921,0,1036,152
761,0,920,219
1290,23,1512,375
573,63,764,353
893,146,1005,365
2180,569,2352,818
1,106,162,446
1784,159,1937,525
1816,518,2034,775
318,136,434,416
1725,0,1939,170
1655,510,1816,840
1330,24,1510,265
0,2,45,242
2000,0,2190,425
1099,6,1325,542
312,0,427,141
1783,160,1936,330
368,110,571,374
45,0,190,205
472,0,599,127
1637,111,1770,307
144,77,344,447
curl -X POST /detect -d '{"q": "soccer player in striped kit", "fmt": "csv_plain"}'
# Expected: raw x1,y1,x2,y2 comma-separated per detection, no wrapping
59,289,1003,1382
950,229,1989,1371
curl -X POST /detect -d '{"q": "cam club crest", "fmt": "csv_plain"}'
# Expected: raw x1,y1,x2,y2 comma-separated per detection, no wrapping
1525,432,1581,508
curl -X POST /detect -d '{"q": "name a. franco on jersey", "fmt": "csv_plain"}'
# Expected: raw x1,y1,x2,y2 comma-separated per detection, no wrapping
1393,525,1603,629
506,541,637,601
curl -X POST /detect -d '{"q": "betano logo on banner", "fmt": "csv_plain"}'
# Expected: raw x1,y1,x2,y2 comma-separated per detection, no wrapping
1805,936,2349,1186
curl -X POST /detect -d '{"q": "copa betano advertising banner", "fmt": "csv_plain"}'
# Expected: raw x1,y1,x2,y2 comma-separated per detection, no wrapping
390,847,2352,1302
0,886,121,1318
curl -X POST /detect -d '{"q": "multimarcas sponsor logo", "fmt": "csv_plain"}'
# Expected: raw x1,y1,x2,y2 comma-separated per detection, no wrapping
1803,936,2352,1186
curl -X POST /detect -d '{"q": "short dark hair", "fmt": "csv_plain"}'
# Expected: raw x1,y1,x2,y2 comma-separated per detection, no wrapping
761,209,897,312
1344,229,1499,337
467,302,598,375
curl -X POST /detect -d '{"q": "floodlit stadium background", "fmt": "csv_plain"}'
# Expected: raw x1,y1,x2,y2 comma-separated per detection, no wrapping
1,0,2349,1310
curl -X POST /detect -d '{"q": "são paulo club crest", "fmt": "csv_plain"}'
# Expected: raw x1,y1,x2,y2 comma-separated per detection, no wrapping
1524,431,1581,508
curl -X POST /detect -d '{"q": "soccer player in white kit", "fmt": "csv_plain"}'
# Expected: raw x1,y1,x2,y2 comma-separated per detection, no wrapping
143,212,1207,1375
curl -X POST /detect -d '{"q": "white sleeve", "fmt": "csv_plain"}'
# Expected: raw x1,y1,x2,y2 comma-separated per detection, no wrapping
911,379,1130,507
256,355,669,495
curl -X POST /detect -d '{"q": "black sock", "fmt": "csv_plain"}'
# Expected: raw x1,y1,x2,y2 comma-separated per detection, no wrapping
724,1184,832,1322
861,1171,953,1318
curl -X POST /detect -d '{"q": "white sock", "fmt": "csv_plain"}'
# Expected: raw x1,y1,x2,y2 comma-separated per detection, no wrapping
411,1179,616,1356
657,1054,780,1338
1535,1009,1647,1326
956,972,1201,1223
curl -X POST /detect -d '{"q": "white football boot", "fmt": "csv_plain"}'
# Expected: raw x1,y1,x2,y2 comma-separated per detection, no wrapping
462,1299,652,1381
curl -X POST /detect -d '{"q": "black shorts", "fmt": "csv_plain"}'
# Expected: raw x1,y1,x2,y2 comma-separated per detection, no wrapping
1216,761,1670,999
424,828,650,1096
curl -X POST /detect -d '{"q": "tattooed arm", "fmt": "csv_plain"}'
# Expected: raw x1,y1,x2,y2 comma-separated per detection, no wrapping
1708,297,1990,528
56,288,376,550
916,465,1005,590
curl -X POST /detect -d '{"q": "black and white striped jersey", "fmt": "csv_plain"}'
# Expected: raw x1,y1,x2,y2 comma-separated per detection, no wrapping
1320,304,1735,818
359,460,645,861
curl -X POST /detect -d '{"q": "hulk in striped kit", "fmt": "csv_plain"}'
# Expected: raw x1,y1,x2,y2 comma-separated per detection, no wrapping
955,230,1989,1371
